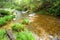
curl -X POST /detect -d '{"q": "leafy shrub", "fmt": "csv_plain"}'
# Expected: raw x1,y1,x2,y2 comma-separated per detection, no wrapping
0,15,14,26
0,29,6,38
12,23,25,31
16,0,60,16
46,4,60,16
0,18,6,26
16,31,35,40
1,0,60,16
0,9,12,15
1,37,7,40
38,0,60,16
3,15,14,21
0,29,7,40
22,18,29,24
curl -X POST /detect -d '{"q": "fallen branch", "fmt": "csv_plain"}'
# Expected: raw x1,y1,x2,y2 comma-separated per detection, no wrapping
6,29,15,40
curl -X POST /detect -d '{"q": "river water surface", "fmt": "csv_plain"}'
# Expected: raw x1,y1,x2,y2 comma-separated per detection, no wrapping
27,13,60,39
2,10,60,40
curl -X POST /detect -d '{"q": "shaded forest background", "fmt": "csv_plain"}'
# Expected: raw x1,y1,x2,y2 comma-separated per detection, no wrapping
0,0,60,16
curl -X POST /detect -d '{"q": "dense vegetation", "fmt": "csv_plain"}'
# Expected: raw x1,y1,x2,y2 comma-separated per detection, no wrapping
12,23,25,31
16,30,35,40
0,0,60,40
19,0,60,16
0,9,34,40
11,23,35,40
0,29,7,40
0,9,14,26
1,0,60,16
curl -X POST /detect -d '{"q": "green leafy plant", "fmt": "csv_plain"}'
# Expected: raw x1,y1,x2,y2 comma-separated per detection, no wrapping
3,15,14,21
0,29,6,38
12,23,25,31
0,9,12,15
1,37,7,40
0,15,14,26
0,18,6,26
16,30,35,40
0,29,7,40
22,18,29,24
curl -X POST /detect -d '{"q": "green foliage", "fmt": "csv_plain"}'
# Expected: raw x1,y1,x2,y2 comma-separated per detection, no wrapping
12,23,25,31
0,29,7,40
0,18,6,26
3,15,14,21
0,0,14,8
0,15,14,26
37,0,60,16
0,37,7,40
46,3,60,16
15,0,42,11
0,10,9,15
16,31,35,40
19,0,60,16
0,9,13,15
0,0,60,16
0,29,6,37
41,0,60,16
22,18,29,24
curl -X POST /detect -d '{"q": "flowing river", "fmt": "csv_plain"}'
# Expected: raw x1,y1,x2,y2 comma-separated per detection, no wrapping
2,9,60,40
27,13,60,40
13,10,60,40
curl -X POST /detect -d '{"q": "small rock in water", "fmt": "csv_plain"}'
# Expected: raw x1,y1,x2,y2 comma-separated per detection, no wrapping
49,35,53,38
13,13,16,15
39,37,43,40
29,13,35,17
13,18,16,21
48,35,54,40
22,11,26,14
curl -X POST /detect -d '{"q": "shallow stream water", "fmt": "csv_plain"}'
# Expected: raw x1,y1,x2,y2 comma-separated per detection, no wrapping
27,13,60,40
14,11,60,40
2,10,60,40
